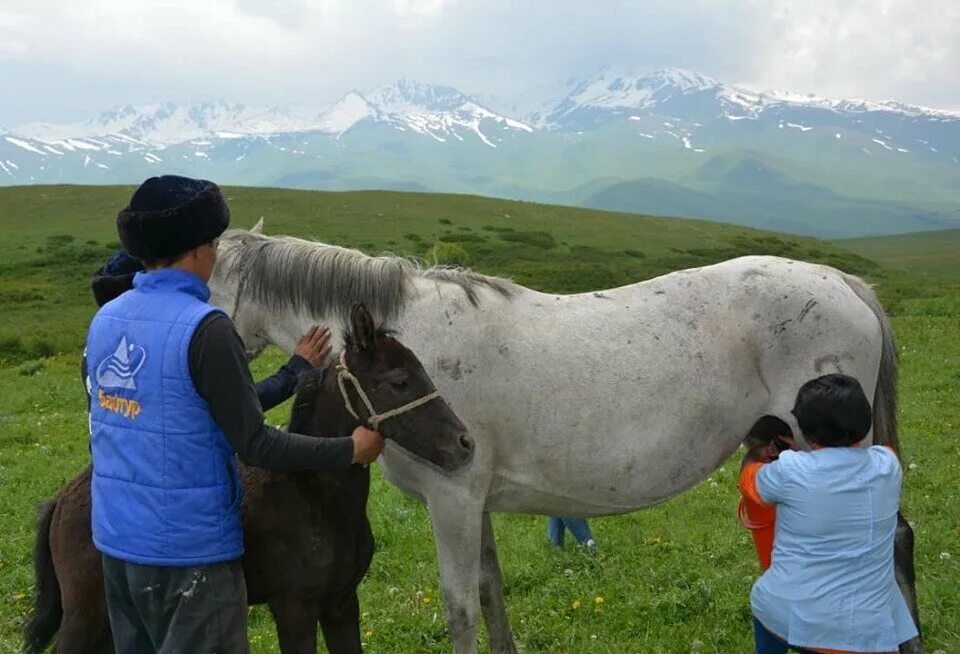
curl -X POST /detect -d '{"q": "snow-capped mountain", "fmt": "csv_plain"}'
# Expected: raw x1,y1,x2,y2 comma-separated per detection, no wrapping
311,80,533,144
14,101,323,145
2,70,958,238
361,79,533,145
12,82,532,147
314,92,378,135
540,67,721,125
540,67,960,128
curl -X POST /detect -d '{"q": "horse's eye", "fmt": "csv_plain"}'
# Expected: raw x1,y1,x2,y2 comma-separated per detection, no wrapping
390,380,409,391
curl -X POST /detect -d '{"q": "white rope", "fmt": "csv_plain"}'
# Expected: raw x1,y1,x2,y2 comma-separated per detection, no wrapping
336,351,440,432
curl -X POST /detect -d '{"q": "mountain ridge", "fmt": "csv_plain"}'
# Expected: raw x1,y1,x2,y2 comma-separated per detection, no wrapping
2,67,958,238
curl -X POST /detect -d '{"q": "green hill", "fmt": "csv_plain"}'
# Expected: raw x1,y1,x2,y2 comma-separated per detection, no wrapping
581,152,960,238
0,184,878,365
838,228,960,277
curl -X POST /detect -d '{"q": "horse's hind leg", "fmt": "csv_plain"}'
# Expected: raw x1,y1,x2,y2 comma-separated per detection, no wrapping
319,591,361,654
895,513,923,654
269,596,319,654
478,513,517,654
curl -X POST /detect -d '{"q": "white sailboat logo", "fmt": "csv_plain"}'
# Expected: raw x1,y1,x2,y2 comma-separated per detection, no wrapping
96,336,147,390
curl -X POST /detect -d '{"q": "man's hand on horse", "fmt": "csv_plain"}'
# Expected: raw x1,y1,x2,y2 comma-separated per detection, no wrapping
351,426,385,464
294,324,332,367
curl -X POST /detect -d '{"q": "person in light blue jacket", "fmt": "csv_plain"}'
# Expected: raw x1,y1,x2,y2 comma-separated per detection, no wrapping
740,374,918,654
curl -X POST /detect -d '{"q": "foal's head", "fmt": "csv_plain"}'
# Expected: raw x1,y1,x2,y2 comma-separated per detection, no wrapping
291,304,474,472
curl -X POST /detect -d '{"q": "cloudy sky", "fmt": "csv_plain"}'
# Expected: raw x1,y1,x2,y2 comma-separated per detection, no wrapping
1,0,958,125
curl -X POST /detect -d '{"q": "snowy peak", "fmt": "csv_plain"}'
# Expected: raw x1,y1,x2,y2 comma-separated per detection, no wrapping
367,79,472,114
311,82,532,144
11,80,533,147
316,91,377,134
356,80,532,146
15,101,323,144
547,67,721,119
545,66,960,128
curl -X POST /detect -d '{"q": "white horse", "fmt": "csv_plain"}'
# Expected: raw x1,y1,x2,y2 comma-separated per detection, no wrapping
210,223,921,654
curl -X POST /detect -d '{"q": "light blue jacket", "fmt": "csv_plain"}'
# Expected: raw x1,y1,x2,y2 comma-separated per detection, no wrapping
751,446,918,651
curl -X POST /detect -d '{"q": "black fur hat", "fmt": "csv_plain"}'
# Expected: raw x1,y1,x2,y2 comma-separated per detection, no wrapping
117,175,230,260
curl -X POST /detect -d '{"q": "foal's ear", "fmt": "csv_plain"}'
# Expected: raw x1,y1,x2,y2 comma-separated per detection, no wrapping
251,217,265,234
350,304,377,351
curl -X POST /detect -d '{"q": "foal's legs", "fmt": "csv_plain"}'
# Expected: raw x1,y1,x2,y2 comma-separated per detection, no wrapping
268,596,319,654
319,592,362,654
55,608,114,654
478,513,518,654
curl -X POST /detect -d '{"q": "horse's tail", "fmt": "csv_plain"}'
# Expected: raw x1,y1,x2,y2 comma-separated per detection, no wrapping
23,500,62,654
840,272,923,650
840,272,899,455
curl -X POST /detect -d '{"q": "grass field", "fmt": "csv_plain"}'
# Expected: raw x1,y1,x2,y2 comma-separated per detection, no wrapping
0,186,957,653
838,229,960,279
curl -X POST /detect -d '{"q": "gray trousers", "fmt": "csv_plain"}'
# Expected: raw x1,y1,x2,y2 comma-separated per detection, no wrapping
102,554,249,654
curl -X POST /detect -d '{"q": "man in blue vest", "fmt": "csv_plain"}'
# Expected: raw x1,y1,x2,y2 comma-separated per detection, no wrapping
86,175,384,653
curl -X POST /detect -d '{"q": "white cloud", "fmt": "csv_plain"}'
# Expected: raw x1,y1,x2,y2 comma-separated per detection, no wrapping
0,0,957,124
392,0,458,18
743,0,960,107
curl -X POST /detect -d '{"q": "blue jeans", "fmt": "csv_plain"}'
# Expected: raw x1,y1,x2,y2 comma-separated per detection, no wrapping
753,618,818,654
546,517,594,547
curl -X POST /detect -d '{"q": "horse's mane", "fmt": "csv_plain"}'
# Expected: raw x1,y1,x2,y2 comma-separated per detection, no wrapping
214,230,515,321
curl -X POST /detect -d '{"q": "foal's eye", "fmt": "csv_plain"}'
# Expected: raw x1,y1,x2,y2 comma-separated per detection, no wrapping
390,379,409,391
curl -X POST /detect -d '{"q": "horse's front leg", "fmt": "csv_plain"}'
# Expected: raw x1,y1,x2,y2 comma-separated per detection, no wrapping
319,591,362,654
479,512,517,654
268,596,320,654
428,496,484,654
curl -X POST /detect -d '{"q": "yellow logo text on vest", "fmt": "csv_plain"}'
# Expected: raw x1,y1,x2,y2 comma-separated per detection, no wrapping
99,390,142,419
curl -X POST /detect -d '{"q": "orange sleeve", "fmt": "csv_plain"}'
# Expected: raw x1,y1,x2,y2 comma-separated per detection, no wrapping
738,462,777,571
739,462,772,507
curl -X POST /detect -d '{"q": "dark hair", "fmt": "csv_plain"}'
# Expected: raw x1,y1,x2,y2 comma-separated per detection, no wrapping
791,374,872,447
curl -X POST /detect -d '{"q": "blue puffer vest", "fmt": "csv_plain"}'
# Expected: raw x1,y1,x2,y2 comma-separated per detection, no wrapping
87,268,244,566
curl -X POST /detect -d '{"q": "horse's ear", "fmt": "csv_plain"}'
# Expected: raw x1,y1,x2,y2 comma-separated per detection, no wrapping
350,304,377,352
251,217,264,234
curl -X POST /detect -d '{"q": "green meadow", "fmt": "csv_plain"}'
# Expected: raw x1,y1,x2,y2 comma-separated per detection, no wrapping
0,186,957,653
839,229,960,279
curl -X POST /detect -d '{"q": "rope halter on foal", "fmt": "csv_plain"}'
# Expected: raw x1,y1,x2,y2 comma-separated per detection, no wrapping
335,352,441,432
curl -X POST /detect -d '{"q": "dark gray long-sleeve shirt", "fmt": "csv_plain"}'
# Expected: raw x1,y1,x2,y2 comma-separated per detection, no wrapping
254,351,312,412
187,313,354,471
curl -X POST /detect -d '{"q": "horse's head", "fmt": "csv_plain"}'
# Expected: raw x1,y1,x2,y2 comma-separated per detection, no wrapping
292,304,475,473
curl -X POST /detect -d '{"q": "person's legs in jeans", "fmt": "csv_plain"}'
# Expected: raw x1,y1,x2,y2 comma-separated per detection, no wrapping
561,518,595,545
753,617,789,654
102,554,157,652
103,555,249,654
546,517,565,547
152,559,248,654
